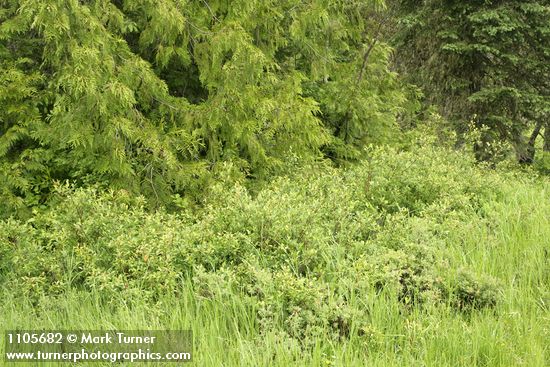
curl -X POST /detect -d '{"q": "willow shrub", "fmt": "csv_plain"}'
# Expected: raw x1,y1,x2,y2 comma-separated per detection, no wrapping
0,146,506,340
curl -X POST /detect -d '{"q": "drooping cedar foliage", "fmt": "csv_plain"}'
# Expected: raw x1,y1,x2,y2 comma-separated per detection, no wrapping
0,0,407,216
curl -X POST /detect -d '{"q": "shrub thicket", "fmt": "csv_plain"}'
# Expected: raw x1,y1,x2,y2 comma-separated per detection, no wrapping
0,146,507,341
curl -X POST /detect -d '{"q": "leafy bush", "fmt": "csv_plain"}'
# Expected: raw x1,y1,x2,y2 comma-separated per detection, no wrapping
451,269,502,310
0,146,505,339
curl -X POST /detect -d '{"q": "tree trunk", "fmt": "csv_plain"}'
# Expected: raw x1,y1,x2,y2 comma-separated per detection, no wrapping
516,121,543,164
544,121,550,152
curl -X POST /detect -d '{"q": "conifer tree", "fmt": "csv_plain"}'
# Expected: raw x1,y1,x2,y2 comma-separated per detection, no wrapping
393,0,550,162
0,0,406,215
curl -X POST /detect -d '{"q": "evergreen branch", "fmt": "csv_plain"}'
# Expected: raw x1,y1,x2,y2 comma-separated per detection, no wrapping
200,0,220,23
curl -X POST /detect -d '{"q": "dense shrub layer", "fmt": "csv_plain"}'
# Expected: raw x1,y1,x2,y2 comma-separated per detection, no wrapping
1,146,536,341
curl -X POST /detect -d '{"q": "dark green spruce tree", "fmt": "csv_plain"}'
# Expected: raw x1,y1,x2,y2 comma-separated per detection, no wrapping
392,0,550,163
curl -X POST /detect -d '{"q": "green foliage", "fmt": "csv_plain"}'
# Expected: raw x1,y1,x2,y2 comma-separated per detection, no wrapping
0,0,410,216
452,269,501,310
393,0,550,163
1,2,548,364
1,146,513,339
534,151,550,175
